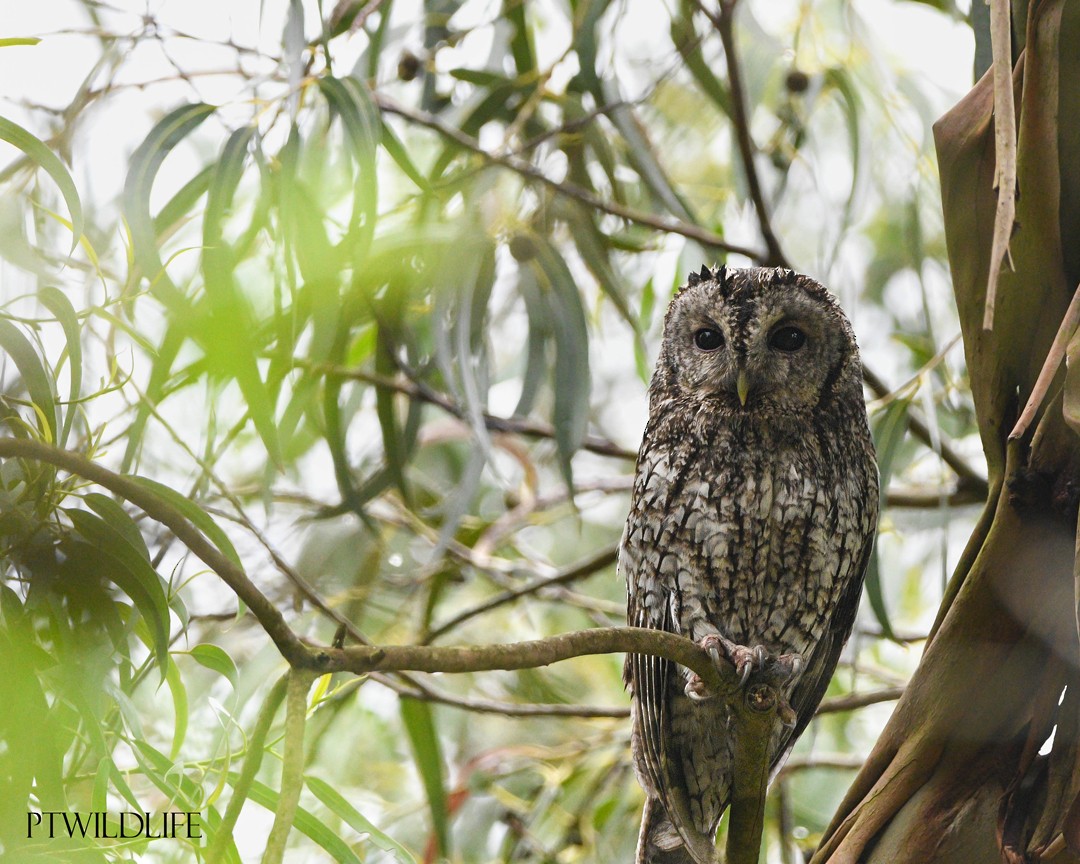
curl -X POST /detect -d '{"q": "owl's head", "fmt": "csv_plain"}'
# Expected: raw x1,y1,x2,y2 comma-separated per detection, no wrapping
651,266,862,415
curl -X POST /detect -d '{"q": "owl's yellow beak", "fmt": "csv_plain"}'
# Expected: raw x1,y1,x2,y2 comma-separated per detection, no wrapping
736,370,750,406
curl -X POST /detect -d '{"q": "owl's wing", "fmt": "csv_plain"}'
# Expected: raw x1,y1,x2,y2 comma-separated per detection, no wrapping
772,526,876,772
624,538,718,864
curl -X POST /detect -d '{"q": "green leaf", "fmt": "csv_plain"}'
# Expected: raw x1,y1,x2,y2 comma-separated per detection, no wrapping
872,395,912,506
153,164,213,240
65,514,172,671
307,776,418,864
514,264,552,417
0,316,58,442
0,37,42,47
122,102,216,310
133,739,240,861
532,239,591,491
0,627,66,811
129,475,242,567
131,739,201,808
380,121,431,192
374,327,413,505
671,8,732,117
188,643,240,690
317,76,380,259
83,492,151,560
822,66,863,258
505,0,536,76
231,777,364,864
0,116,83,251
200,125,283,467
164,655,190,760
400,697,450,858
37,286,82,448
867,395,912,642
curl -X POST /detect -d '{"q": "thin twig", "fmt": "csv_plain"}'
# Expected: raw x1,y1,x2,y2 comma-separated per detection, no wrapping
388,677,629,718
862,365,987,494
300,360,637,460
374,94,766,261
262,670,315,864
886,485,985,508
205,674,289,864
424,546,618,642
775,754,865,779
815,687,905,715
984,0,1017,330
706,0,788,267
1009,281,1080,440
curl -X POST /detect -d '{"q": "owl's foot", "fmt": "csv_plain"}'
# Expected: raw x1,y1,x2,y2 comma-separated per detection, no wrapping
684,634,805,702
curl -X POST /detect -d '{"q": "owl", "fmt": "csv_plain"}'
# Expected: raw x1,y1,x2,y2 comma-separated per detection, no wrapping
622,266,878,864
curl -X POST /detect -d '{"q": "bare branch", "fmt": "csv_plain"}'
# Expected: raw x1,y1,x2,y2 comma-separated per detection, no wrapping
816,687,905,716
862,364,988,496
703,0,788,267
424,546,618,642
298,360,637,461
374,94,767,261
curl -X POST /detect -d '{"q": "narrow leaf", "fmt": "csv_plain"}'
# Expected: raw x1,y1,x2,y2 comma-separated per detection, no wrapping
0,317,58,441
400,697,450,858
129,475,242,567
866,395,912,641
532,239,591,490
38,286,82,447
0,116,82,250
164,655,190,760
123,103,216,309
189,643,240,690
307,776,418,864
65,517,171,671
232,777,364,864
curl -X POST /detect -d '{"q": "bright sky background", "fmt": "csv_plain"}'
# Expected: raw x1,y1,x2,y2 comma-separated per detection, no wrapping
0,0,974,214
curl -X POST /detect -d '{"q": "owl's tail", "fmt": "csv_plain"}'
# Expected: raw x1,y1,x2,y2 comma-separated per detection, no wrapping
635,798,712,864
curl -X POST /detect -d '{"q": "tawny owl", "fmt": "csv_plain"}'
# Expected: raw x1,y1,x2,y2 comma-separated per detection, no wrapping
622,266,878,864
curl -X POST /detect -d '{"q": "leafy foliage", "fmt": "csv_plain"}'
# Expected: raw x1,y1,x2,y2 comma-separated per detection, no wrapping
0,2,981,862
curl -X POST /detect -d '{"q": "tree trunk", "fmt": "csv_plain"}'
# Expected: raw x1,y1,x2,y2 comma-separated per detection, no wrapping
814,1,1080,861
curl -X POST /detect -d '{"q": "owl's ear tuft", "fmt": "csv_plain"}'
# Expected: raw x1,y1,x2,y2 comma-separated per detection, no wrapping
700,265,711,282
716,264,729,294
686,269,701,287
769,267,797,286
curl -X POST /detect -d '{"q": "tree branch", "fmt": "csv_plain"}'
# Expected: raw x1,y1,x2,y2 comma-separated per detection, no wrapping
0,436,314,668
5,436,788,864
705,0,788,267
862,365,988,496
299,360,637,461
423,545,618,642
262,669,314,864
374,94,766,261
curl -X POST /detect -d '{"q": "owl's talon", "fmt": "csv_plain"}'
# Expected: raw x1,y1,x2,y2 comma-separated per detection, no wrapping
684,673,714,701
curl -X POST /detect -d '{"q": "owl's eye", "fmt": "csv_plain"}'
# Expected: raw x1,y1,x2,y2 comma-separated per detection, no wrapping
769,326,806,352
694,328,724,351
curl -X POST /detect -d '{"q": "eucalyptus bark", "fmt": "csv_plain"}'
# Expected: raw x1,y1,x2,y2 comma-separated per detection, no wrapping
814,2,1080,861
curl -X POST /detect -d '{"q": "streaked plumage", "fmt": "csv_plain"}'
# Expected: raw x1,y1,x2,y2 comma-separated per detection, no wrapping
622,266,878,863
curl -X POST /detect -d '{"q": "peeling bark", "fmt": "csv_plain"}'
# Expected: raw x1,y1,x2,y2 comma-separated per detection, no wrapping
814,2,1080,861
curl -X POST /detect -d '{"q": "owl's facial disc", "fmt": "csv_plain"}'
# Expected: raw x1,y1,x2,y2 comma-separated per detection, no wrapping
653,267,855,417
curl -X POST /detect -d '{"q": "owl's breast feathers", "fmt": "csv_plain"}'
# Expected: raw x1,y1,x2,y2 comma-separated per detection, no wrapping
622,396,877,860
625,398,877,657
